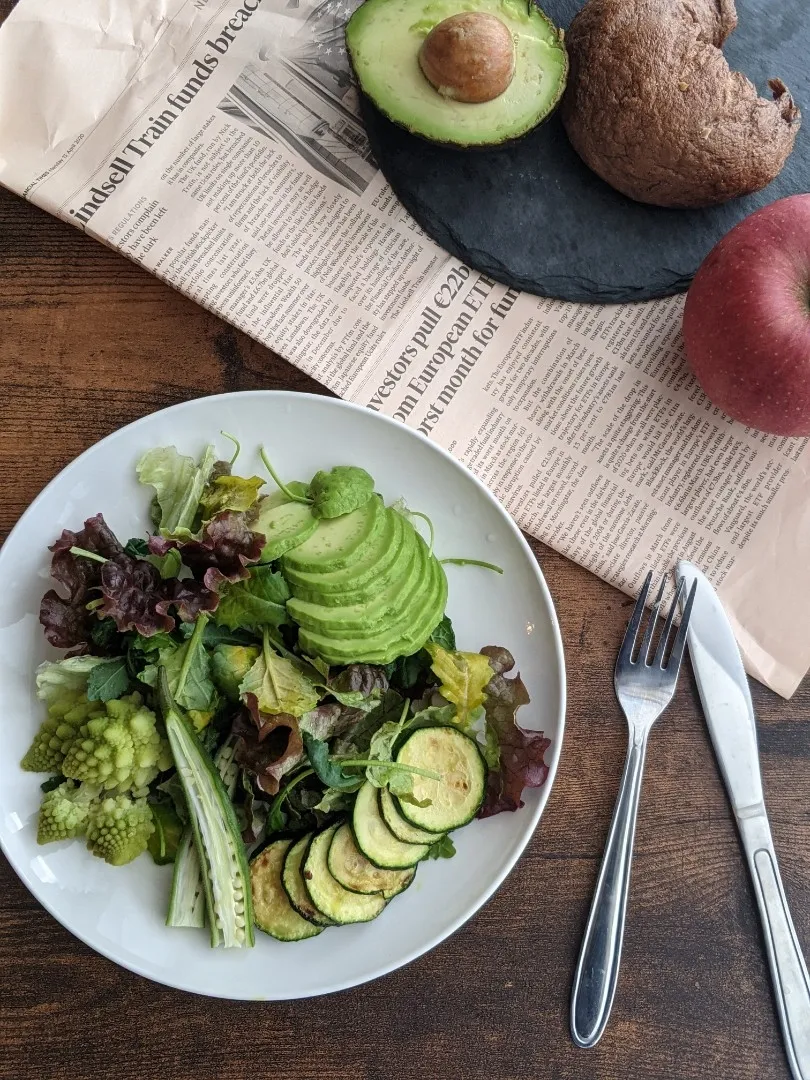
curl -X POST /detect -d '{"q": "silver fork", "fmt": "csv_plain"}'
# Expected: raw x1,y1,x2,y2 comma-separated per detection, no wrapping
570,571,698,1049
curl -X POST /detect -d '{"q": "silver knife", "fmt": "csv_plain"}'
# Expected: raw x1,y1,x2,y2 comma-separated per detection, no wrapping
677,561,810,1080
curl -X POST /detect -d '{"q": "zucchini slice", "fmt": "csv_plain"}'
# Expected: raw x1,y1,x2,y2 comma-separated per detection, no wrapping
251,839,323,941
164,708,254,948
352,781,430,869
328,822,415,899
379,787,443,846
396,726,486,833
303,824,387,924
282,833,334,927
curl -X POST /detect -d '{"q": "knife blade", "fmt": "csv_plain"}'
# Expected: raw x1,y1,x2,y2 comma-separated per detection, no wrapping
677,561,810,1080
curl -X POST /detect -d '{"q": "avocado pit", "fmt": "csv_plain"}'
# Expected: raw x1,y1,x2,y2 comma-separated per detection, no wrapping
418,12,515,104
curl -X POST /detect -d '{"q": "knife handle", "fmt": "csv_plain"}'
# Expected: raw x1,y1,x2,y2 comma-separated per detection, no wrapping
570,730,648,1048
738,811,810,1080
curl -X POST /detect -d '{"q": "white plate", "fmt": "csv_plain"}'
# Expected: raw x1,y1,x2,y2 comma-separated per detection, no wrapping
0,391,565,999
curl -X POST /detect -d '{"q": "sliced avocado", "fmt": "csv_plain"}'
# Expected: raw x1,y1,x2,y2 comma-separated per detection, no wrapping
287,525,422,634
345,0,568,148
282,495,384,574
297,545,447,664
284,507,406,601
251,498,318,562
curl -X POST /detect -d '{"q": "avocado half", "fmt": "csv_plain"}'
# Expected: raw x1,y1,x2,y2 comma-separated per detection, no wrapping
346,0,568,148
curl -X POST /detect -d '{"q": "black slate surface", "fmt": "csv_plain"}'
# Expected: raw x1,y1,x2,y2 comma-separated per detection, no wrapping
361,0,809,303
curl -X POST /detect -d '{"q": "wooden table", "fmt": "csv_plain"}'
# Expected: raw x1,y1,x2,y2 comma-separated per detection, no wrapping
1,7,808,1078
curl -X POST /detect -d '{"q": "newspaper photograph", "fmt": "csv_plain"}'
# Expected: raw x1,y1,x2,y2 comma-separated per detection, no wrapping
0,0,809,696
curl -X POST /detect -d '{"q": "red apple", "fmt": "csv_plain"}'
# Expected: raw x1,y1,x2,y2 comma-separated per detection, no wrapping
682,194,810,437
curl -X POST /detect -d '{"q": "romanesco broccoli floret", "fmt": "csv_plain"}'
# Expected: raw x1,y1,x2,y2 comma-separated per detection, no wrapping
21,697,105,773
62,693,171,795
37,781,98,845
85,794,154,865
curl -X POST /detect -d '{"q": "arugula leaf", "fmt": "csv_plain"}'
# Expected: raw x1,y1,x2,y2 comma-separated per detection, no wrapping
147,799,184,865
200,474,264,517
85,657,130,702
157,616,216,712
136,443,217,536
308,465,375,519
239,630,319,717
303,733,365,792
429,615,456,652
425,644,494,725
426,835,456,860
214,565,290,631
478,647,550,817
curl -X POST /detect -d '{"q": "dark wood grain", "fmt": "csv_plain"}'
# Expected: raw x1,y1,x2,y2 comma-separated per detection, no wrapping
0,2,808,1076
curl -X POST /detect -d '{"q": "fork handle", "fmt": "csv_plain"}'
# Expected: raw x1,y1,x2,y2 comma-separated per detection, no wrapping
738,812,810,1080
571,728,648,1048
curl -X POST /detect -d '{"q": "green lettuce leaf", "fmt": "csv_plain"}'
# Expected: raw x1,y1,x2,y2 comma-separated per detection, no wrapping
214,565,290,631
136,443,217,536
239,631,319,717
200,474,264,517
35,656,109,707
425,644,494,726
308,466,374,519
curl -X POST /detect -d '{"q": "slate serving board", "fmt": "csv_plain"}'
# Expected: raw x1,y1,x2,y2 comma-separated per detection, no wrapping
360,0,809,303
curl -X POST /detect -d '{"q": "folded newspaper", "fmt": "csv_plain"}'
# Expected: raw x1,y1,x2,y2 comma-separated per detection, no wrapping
1,0,809,696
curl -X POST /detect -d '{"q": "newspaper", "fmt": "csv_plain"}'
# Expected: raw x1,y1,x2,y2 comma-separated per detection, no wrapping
1,0,809,697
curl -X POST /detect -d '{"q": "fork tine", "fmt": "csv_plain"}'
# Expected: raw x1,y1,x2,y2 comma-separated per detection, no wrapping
654,576,686,668
638,577,666,665
617,571,652,666
665,578,698,673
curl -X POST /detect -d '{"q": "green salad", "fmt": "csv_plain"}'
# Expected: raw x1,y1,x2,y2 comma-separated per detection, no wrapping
23,436,551,946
